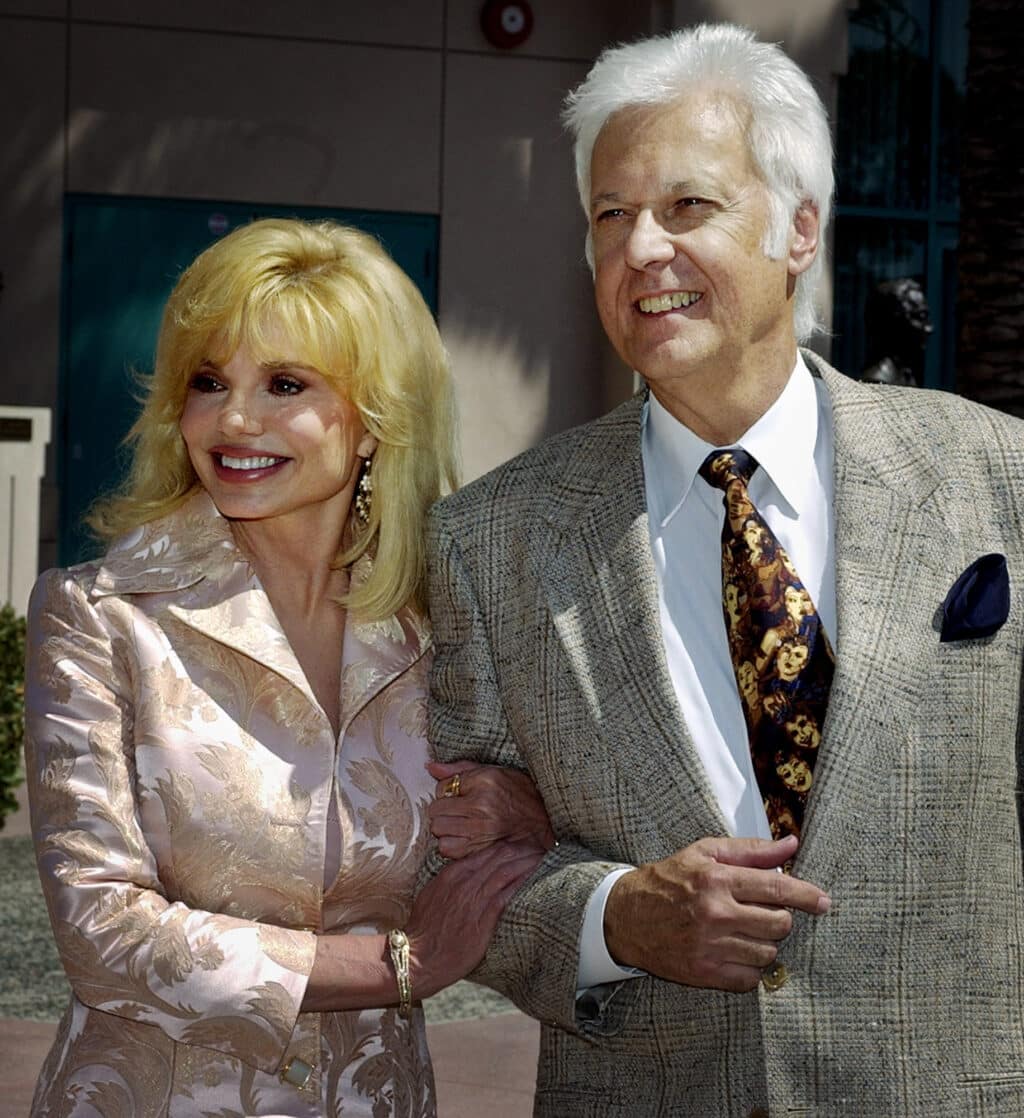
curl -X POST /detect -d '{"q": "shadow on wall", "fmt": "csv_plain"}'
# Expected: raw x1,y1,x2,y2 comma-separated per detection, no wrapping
695,0,851,54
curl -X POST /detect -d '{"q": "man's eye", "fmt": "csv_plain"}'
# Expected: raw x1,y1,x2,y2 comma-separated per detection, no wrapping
270,375,305,396
594,208,626,223
188,371,223,393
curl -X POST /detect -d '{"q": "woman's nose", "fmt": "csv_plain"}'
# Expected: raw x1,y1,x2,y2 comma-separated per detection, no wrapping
219,397,262,436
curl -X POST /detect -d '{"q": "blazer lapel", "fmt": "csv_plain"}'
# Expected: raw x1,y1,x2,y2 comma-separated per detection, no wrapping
796,362,957,887
538,396,728,850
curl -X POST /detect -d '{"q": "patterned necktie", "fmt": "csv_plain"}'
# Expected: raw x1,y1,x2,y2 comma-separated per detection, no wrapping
698,448,834,843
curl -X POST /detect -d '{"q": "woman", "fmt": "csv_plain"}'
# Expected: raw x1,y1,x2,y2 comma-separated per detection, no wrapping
24,218,545,1117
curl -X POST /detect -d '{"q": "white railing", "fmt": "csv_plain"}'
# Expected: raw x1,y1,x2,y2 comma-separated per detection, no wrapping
0,406,52,617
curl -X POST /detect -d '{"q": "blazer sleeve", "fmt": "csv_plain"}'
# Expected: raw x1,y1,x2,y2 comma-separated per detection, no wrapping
427,508,633,1037
23,568,317,1074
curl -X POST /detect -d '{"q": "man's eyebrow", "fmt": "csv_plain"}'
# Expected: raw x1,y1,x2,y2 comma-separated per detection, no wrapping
591,179,710,210
590,191,624,209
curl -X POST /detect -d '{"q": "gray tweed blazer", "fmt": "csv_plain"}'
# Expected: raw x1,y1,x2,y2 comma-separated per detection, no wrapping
427,352,1024,1117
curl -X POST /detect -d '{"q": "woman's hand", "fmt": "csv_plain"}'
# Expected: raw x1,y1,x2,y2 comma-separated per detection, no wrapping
406,840,543,999
427,760,556,859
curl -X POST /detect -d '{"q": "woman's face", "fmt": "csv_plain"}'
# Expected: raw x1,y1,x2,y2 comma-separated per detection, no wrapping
179,338,376,529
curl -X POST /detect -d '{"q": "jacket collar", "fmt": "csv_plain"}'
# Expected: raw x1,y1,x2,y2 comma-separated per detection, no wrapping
92,489,242,599
91,489,429,732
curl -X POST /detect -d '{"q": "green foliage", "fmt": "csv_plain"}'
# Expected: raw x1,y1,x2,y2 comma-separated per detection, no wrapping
0,603,26,831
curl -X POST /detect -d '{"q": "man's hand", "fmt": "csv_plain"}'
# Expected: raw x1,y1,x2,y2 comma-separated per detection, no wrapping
604,834,830,992
427,759,556,858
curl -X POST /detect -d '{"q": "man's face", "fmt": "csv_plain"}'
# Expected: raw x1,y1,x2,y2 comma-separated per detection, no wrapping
589,89,806,389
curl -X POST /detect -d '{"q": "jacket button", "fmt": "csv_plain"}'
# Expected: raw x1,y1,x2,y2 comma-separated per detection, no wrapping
761,962,789,991
749,1108,770,1118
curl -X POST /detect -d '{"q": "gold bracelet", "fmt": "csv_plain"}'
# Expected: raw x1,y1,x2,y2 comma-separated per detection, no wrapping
388,929,412,1018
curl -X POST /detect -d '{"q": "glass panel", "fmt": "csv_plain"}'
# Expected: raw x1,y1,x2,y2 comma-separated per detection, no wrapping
936,1,969,209
934,229,960,391
836,0,933,210
831,218,928,383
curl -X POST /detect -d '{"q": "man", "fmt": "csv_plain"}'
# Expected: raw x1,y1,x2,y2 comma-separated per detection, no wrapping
428,23,1024,1117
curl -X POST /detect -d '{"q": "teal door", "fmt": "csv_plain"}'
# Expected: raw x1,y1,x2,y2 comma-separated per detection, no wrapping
60,194,439,565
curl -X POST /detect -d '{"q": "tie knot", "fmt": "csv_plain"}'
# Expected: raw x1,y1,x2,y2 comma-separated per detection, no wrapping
699,447,758,492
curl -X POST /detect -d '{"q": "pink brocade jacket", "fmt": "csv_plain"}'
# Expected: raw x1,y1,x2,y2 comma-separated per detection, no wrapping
24,492,438,1117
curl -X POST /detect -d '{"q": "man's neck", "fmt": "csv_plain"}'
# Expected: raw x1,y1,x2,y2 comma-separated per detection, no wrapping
648,343,799,445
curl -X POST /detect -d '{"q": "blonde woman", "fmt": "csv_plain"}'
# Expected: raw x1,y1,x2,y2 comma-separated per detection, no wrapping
24,219,546,1117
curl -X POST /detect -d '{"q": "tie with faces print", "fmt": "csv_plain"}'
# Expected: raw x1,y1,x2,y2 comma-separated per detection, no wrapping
699,448,835,850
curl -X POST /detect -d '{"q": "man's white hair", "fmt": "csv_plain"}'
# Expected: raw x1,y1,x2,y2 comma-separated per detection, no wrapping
562,23,834,342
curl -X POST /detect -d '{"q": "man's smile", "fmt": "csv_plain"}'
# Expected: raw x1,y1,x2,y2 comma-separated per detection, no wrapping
637,291,704,314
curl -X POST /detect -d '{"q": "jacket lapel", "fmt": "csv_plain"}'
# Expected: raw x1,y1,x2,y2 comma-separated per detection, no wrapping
538,396,728,849
93,492,429,745
796,360,956,887
93,491,322,712
337,555,430,736
166,580,320,709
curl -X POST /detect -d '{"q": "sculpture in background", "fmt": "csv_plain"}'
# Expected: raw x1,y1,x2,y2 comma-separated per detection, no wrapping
861,277,933,387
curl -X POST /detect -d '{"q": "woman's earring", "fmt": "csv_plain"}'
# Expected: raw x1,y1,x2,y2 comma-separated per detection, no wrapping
354,456,373,525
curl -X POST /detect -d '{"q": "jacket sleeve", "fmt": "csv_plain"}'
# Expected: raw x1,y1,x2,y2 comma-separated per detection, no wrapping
23,568,317,1074
426,508,635,1037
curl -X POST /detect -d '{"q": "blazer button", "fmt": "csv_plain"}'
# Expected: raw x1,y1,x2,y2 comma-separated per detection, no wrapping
761,962,789,991
749,1108,770,1118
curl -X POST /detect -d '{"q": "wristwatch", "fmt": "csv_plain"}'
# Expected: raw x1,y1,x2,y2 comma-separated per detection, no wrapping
388,929,412,1018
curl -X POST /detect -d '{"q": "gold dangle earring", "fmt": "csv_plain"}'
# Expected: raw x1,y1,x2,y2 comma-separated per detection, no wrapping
354,455,374,525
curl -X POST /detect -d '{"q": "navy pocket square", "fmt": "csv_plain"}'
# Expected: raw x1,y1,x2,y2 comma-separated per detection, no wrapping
940,553,1010,643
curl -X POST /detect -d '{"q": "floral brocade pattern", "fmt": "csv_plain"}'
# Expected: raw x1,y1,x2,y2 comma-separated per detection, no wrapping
700,449,835,843
24,492,438,1117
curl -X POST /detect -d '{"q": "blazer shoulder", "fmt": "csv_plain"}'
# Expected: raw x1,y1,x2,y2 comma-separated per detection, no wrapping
433,392,645,527
807,349,1024,471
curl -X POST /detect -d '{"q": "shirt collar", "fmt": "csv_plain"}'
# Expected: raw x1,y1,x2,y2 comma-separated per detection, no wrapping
643,353,820,527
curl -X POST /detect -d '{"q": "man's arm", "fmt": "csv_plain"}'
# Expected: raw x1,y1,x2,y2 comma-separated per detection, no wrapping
427,502,832,1025
427,505,630,1034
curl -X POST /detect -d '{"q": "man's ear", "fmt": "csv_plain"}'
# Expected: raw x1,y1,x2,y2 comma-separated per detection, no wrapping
788,202,819,277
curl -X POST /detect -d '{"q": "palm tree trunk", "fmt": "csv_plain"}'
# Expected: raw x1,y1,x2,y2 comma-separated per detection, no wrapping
956,0,1024,413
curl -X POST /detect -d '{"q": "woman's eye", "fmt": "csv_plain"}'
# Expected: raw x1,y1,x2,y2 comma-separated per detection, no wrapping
188,371,223,393
270,374,305,396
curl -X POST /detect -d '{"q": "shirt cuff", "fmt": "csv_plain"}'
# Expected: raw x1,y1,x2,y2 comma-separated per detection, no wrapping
576,866,646,992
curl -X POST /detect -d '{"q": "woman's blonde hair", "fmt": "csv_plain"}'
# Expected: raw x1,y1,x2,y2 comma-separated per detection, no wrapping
89,217,458,619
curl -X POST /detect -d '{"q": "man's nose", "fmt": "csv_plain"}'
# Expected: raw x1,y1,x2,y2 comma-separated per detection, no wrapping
624,209,674,270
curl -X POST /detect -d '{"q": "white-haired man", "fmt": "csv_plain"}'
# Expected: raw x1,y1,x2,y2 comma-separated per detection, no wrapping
428,23,1024,1116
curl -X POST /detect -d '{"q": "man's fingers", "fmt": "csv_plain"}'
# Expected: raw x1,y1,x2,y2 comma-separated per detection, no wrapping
731,867,831,916
700,837,831,915
704,833,799,869
708,962,765,994
426,759,481,779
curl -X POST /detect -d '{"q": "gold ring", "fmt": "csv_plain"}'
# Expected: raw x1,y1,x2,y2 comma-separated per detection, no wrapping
442,773,462,798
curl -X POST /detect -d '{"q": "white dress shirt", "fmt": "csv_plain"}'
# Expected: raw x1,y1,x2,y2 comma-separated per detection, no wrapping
577,356,836,989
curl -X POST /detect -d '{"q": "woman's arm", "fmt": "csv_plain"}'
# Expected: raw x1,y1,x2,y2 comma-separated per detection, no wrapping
25,569,317,1074
302,840,542,1013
